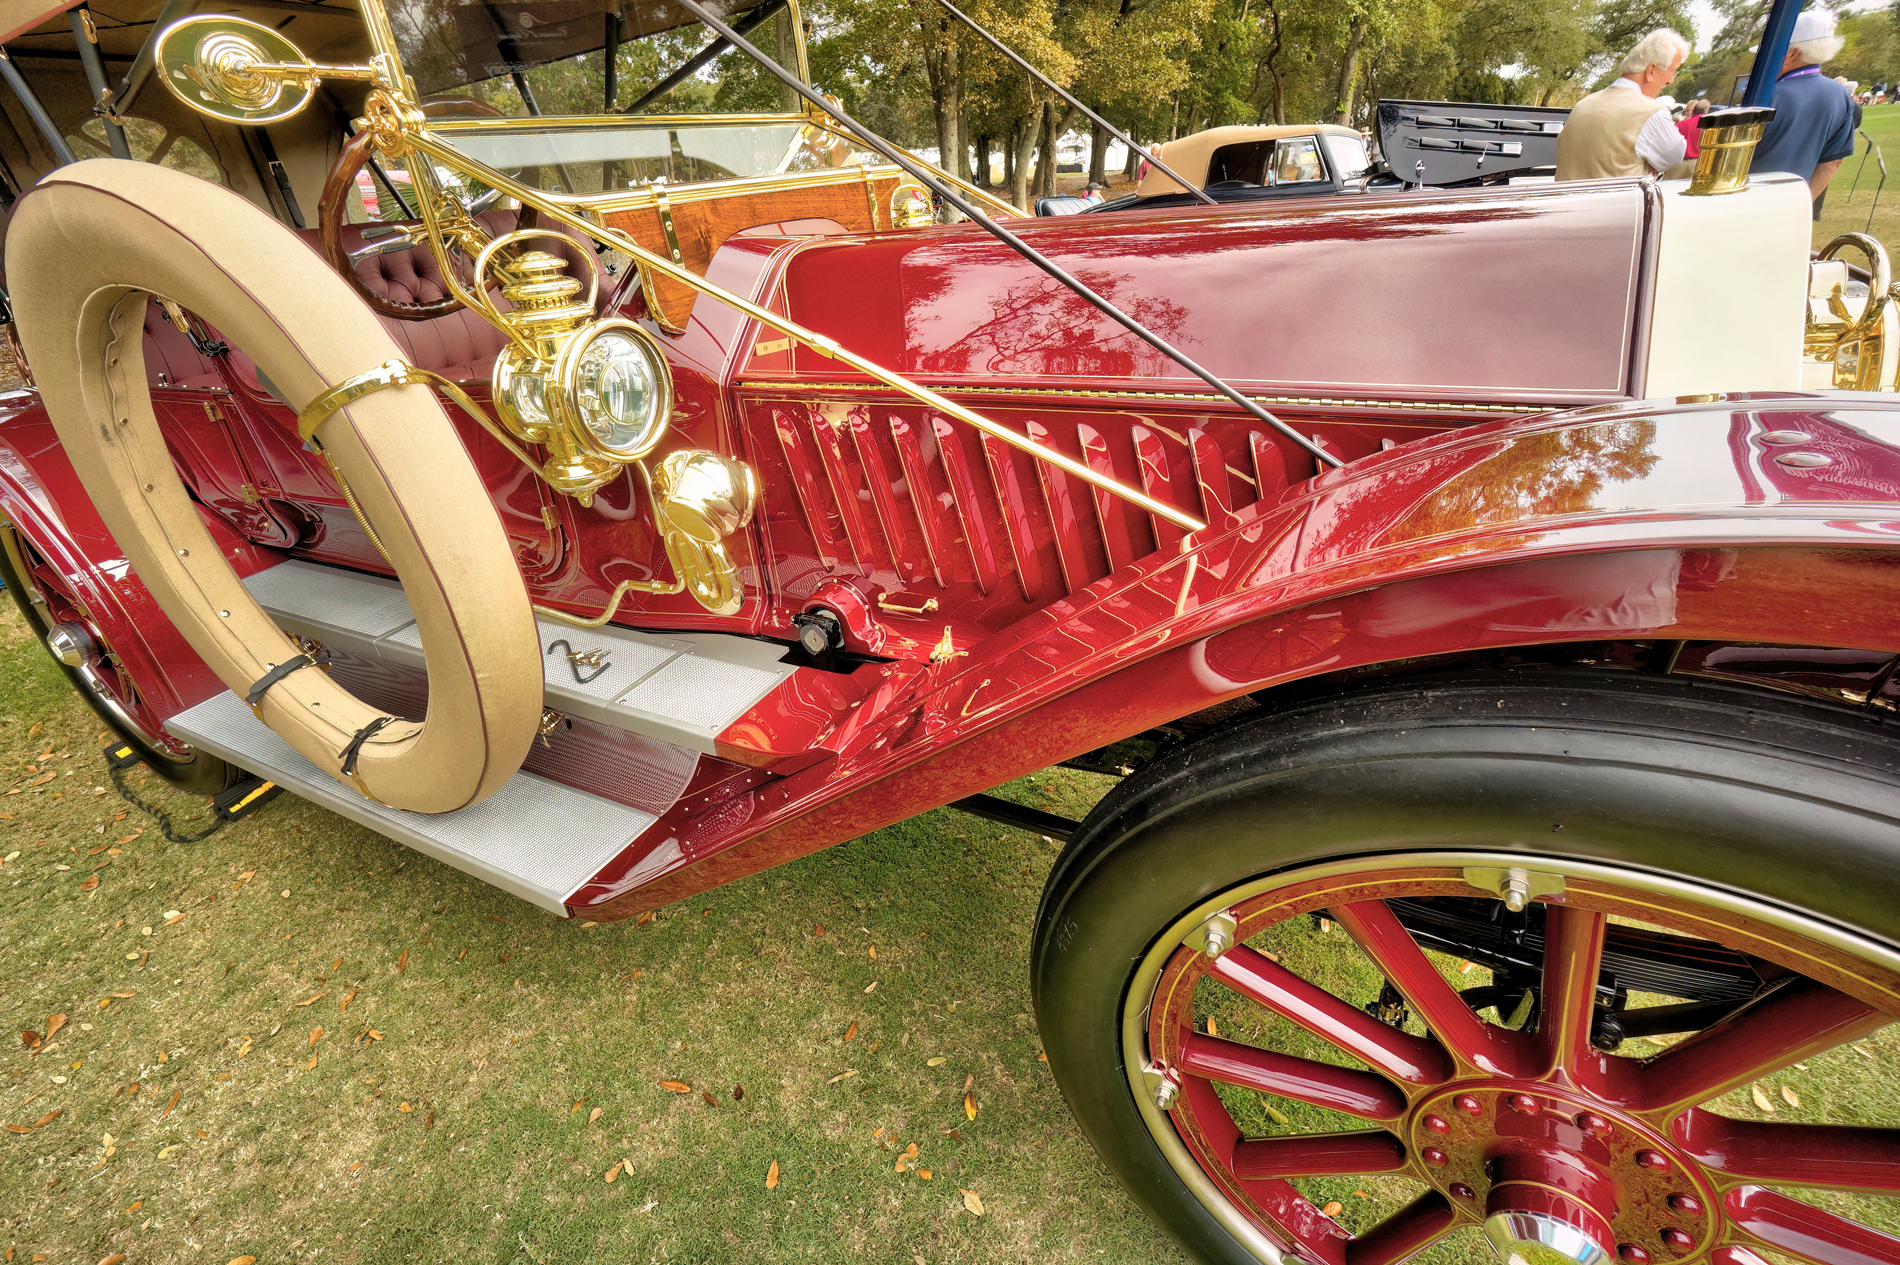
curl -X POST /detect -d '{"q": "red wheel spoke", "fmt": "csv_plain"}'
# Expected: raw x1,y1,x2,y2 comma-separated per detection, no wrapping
1539,904,1607,1078
1208,944,1452,1085
1344,1190,1458,1265
1332,899,1530,1077
1676,1109,1900,1193
1727,1185,1900,1265
1637,978,1887,1116
1231,1131,1406,1180
1179,1032,1408,1120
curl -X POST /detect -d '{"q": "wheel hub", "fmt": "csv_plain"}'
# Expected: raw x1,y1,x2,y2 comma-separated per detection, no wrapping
45,621,92,667
1409,1087,1714,1264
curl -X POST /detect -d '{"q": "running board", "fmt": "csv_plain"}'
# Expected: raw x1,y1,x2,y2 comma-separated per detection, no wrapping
241,559,797,753
167,691,654,915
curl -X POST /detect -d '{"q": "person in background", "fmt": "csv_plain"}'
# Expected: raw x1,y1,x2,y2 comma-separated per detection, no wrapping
1836,77,1864,132
1671,98,1713,177
1749,5,1856,215
1082,182,1107,204
1556,28,1691,180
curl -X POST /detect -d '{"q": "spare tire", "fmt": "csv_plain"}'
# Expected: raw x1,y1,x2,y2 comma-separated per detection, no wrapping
7,159,541,813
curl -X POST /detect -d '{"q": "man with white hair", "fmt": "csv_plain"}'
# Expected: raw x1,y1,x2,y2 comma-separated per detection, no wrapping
1556,28,1691,180
1750,6,1857,206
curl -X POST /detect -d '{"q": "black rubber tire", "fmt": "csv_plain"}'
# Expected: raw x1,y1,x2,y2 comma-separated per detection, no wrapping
0,529,236,795
1029,669,1900,1264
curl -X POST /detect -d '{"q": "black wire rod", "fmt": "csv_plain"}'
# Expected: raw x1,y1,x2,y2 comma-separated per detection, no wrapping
925,0,1214,206
670,0,1341,470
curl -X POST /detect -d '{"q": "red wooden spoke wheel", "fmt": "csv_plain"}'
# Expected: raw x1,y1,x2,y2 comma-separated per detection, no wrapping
0,524,234,792
1031,673,1900,1265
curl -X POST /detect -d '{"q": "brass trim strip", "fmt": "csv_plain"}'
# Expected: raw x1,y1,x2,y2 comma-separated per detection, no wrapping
653,187,684,264
740,379,1532,414
860,164,880,231
297,358,551,480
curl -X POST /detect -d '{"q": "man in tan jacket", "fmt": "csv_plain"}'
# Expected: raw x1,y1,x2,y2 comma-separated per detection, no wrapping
1557,28,1692,180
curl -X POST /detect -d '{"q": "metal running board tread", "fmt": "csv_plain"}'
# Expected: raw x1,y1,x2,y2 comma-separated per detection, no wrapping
168,692,654,915
241,559,797,753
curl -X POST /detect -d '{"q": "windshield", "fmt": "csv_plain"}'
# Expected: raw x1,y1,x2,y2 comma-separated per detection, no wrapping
387,0,806,118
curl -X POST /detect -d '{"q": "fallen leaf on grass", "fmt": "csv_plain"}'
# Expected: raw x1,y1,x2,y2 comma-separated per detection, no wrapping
766,1159,779,1189
869,946,877,961
21,1031,38,1049
424,1112,434,1130
1751,1084,1776,1113
78,876,98,892
487,915,506,923
844,1021,858,1042
917,1168,931,1179
399,1102,413,1113
358,1029,382,1044
588,1107,602,1123
961,1189,985,1216
46,1015,66,1040
863,981,877,994
964,1091,977,1120
1207,1017,1219,1037
161,1090,178,1118
228,1257,256,1265
1322,1201,1343,1217
659,1081,691,1093
98,1256,126,1265
306,1053,318,1071
340,990,358,1012
1853,1044,1875,1059
701,1091,717,1107
636,910,653,925
814,924,824,937
294,993,327,1008
827,1069,857,1084
395,950,407,974
32,1109,61,1129
1781,1086,1801,1108
1263,1104,1289,1125
733,1085,745,1101
571,1099,585,1114
236,1037,252,1059
926,1057,946,1067
123,1199,142,1214
4,1124,29,1134
605,1161,622,1183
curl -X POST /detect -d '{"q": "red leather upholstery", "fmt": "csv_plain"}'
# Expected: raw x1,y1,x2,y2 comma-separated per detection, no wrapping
140,210,607,388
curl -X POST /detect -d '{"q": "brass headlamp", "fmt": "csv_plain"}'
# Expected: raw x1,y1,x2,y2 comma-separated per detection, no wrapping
477,232,673,505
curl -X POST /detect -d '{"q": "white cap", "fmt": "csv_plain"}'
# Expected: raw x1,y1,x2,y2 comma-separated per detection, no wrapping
1792,6,1837,42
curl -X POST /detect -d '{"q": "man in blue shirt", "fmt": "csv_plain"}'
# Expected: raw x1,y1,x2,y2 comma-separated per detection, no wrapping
1749,6,1857,210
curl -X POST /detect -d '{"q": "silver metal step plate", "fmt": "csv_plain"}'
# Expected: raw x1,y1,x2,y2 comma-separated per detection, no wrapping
168,692,654,915
242,560,796,752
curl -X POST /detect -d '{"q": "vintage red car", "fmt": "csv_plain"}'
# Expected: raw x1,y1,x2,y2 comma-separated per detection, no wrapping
0,0,1896,1261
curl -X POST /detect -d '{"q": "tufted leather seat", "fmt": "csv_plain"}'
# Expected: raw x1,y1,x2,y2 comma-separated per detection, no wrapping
141,210,606,389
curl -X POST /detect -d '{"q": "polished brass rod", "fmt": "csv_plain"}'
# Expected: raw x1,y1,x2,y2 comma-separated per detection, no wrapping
925,0,1215,206
402,129,1208,531
670,0,1341,471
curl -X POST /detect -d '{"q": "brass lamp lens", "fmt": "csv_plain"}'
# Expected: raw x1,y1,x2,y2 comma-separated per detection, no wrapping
564,322,671,459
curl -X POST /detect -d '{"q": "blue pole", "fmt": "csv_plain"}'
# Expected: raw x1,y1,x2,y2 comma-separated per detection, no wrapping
1742,0,1804,107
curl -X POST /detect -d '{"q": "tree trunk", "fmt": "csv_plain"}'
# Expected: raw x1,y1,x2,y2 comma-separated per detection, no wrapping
775,11,800,113
1259,0,1287,125
972,132,990,186
1335,15,1370,125
1088,119,1109,185
1010,109,1039,210
1123,124,1141,179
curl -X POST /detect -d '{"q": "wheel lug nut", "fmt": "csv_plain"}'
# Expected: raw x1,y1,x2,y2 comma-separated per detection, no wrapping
1576,1111,1611,1135
1660,1228,1694,1251
1506,1094,1540,1115
1617,1246,1651,1264
1667,1193,1701,1214
1423,1147,1449,1166
1635,1150,1669,1171
1449,1183,1475,1200
1423,1115,1450,1135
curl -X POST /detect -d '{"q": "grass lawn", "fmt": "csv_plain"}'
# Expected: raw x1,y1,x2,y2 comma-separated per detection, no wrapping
1815,101,1900,249
0,602,1184,1265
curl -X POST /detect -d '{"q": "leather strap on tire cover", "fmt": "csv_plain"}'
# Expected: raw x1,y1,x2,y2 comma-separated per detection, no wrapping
6,159,541,813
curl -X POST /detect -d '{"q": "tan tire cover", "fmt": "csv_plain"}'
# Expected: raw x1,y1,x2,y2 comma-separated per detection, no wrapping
7,159,541,813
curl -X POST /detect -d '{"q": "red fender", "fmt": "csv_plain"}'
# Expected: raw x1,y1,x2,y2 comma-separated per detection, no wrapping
0,393,284,724
576,392,1900,916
